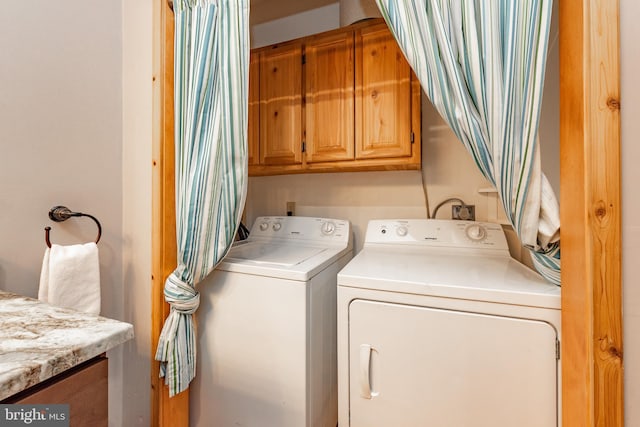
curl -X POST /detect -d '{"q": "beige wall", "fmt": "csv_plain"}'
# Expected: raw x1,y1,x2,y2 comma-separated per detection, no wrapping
621,0,639,424
0,1,152,425
122,0,153,425
539,1,560,195
251,2,340,48
0,3,126,424
0,0,123,310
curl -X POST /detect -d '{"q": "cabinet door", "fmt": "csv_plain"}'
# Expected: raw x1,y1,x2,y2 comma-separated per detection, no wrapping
348,300,558,427
248,52,260,166
356,24,413,159
305,32,355,163
9,357,108,427
259,43,303,165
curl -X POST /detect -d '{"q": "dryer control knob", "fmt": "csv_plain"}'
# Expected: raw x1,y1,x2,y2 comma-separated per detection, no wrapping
272,222,282,231
396,226,409,237
259,221,269,231
321,221,336,235
465,224,487,242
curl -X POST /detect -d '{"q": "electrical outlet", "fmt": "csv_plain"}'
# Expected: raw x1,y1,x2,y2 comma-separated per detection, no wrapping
286,201,296,216
452,204,475,221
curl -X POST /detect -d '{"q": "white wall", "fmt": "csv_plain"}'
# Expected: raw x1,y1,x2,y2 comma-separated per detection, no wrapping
621,0,640,424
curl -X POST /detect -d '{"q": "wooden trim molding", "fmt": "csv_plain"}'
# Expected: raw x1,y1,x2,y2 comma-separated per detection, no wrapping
152,1,624,425
560,0,623,426
151,0,189,425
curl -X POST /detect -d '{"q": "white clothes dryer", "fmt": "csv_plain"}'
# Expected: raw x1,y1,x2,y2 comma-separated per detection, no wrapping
191,216,353,427
337,219,561,427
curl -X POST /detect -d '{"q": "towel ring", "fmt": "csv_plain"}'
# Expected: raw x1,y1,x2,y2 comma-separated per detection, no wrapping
44,206,102,248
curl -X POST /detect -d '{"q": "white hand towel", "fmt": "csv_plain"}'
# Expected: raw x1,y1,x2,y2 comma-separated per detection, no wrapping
38,242,101,315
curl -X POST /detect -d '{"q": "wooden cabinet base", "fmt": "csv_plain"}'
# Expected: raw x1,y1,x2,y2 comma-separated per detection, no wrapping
4,356,108,427
249,158,420,176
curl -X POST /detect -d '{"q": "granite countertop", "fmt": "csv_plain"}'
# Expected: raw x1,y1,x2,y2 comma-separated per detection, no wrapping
0,291,134,401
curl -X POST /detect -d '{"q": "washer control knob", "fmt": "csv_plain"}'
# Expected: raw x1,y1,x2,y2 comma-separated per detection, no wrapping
396,226,408,237
272,222,282,231
259,221,269,231
321,221,336,235
465,224,487,242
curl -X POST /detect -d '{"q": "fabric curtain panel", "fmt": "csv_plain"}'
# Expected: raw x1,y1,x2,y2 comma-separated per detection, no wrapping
155,0,250,397
375,0,561,284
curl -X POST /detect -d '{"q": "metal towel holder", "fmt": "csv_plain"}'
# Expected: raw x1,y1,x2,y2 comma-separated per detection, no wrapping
44,206,102,248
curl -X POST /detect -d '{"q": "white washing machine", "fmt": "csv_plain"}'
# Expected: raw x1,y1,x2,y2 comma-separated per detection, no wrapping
337,219,561,427
191,216,353,427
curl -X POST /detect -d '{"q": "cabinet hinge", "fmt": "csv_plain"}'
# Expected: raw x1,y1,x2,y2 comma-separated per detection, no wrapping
556,339,560,360
302,141,306,153
302,54,306,65
410,131,415,144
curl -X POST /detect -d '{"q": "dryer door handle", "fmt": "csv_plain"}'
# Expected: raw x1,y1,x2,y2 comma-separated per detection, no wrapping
359,344,377,399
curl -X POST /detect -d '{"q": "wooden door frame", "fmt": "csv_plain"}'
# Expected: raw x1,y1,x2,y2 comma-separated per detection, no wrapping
559,0,622,425
151,0,623,426
151,1,189,426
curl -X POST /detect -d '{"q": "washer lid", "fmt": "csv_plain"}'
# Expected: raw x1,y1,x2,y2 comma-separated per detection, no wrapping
217,240,351,281
225,242,328,266
337,247,560,309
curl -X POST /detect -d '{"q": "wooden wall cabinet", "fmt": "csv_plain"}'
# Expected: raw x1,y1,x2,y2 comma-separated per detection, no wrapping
249,19,421,176
356,23,413,160
259,42,303,166
305,31,355,163
247,53,260,166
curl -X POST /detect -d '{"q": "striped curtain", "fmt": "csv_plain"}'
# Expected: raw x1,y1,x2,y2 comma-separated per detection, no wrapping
375,0,561,284
155,0,249,397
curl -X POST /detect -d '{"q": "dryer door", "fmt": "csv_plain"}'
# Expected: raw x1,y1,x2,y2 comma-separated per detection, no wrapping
348,300,558,427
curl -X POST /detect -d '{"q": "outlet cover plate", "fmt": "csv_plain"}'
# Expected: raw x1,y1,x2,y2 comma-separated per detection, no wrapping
452,204,475,221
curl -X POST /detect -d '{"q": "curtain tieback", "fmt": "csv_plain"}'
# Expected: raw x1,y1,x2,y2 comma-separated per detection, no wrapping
155,272,200,396
163,273,200,314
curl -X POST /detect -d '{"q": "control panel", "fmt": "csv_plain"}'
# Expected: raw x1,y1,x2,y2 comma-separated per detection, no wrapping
364,219,510,252
249,216,351,243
